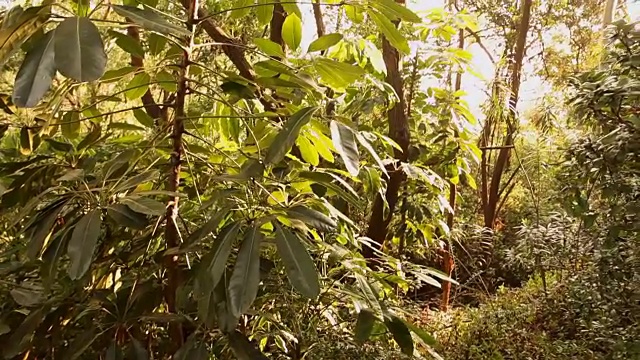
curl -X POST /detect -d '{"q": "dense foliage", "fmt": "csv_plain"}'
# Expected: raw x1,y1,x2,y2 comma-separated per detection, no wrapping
0,0,638,359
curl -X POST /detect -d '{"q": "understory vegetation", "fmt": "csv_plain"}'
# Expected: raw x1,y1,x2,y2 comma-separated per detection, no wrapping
0,0,638,359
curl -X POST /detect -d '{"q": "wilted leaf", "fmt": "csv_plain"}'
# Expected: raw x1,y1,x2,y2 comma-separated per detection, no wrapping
275,224,320,298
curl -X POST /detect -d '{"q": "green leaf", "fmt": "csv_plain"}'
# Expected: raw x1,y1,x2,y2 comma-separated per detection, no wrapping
370,10,410,54
282,3,302,18
109,30,144,57
184,208,230,246
254,38,285,58
3,305,48,359
364,41,386,74
275,224,320,298
112,5,191,38
101,66,135,83
264,106,318,165
371,0,422,23
286,205,337,232
156,70,176,92
256,0,273,25
133,108,155,127
12,29,55,108
330,120,360,176
109,122,145,131
296,135,319,166
384,313,414,355
356,133,388,178
147,33,166,55
308,33,342,53
54,17,107,82
122,197,165,216
67,209,102,280
404,320,438,347
45,138,73,152
61,111,80,139
344,5,364,23
41,228,70,290
125,72,151,100
228,331,270,360
107,204,148,230
282,13,302,51
228,224,262,317
354,308,376,343
77,123,101,150
62,328,98,360
230,0,252,19
298,171,363,209
130,339,149,360
25,200,65,260
200,221,240,290
315,58,365,91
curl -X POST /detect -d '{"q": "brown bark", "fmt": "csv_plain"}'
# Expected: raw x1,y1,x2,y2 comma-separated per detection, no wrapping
363,0,409,262
270,2,287,49
163,0,198,351
312,0,326,37
482,0,533,229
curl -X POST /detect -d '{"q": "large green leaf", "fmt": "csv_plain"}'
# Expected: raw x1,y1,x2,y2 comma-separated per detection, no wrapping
282,13,302,51
41,227,71,291
354,308,376,343
122,197,165,216
203,221,241,290
125,72,151,100
25,199,65,260
54,17,107,82
107,204,148,230
315,58,365,91
296,135,319,166
369,10,410,54
275,224,320,298
12,29,55,108
330,120,360,177
256,0,273,25
286,205,337,232
308,33,342,53
109,30,144,57
112,5,191,38
228,225,262,317
67,209,102,280
371,0,422,23
384,313,414,355
264,106,318,165
254,38,285,58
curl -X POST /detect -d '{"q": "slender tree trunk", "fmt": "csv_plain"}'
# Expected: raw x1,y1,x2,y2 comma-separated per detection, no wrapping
270,1,287,49
163,0,197,351
440,25,464,312
483,0,533,229
363,0,410,262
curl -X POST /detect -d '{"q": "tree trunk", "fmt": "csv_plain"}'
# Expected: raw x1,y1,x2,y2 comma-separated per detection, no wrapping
440,23,464,312
483,0,533,229
363,0,410,262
